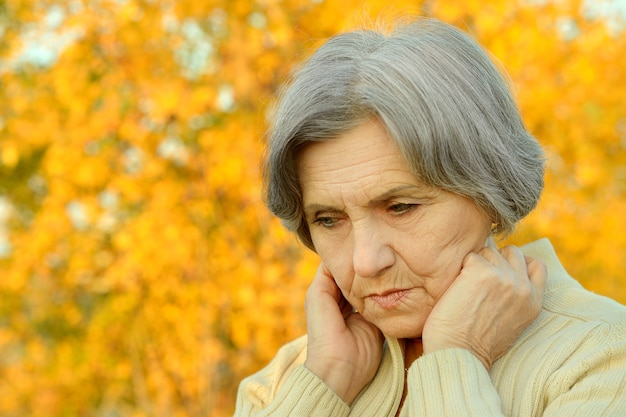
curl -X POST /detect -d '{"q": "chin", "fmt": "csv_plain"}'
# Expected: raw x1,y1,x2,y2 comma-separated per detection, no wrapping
374,319,424,340
384,329,423,340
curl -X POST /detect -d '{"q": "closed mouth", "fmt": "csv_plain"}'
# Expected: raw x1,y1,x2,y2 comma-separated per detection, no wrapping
368,289,410,309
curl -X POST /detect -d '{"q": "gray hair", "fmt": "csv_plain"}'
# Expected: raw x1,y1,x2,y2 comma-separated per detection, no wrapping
264,18,545,250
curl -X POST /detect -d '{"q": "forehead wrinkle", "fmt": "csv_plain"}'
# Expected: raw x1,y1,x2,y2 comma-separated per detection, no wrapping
301,154,413,192
299,155,381,194
301,156,425,210
297,118,426,218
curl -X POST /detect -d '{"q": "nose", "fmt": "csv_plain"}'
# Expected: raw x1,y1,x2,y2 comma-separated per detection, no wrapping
352,220,395,279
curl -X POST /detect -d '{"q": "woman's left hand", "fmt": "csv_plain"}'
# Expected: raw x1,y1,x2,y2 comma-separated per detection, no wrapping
421,245,547,369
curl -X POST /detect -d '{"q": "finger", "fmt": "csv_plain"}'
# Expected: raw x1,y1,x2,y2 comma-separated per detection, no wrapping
476,246,507,267
314,264,355,317
305,264,352,336
525,255,547,292
476,245,497,258
462,249,492,267
308,263,340,299
338,291,356,319
498,245,528,276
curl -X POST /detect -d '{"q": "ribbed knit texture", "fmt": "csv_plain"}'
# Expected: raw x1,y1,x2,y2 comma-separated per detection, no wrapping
235,239,626,416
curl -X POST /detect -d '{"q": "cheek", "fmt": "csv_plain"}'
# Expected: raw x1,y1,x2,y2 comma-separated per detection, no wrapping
317,238,376,313
395,230,465,293
318,250,362,306
427,268,459,302
328,267,363,310
325,261,354,296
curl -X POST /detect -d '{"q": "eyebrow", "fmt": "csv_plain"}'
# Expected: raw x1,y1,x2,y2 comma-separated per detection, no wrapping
371,185,424,203
303,184,424,217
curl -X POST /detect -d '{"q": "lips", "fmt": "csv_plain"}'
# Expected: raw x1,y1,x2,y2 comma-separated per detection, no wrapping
368,289,410,309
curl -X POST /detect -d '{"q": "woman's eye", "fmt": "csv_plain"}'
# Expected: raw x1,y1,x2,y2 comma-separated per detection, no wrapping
388,203,416,214
313,217,338,227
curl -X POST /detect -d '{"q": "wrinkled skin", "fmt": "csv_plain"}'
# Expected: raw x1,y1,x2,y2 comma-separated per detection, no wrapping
298,118,546,405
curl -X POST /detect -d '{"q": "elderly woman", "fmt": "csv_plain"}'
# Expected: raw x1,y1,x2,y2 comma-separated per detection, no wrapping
235,18,626,416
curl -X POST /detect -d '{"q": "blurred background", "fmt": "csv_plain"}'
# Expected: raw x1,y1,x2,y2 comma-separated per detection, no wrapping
0,0,625,415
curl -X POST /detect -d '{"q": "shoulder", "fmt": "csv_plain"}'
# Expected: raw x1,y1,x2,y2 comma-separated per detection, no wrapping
521,238,626,325
235,335,352,416
237,335,308,409
492,239,626,413
520,238,626,348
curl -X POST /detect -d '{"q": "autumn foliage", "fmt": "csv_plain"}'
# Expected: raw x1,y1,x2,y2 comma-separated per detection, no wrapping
0,0,624,416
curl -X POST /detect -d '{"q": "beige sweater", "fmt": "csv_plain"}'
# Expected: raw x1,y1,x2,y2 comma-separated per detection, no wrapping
235,239,626,416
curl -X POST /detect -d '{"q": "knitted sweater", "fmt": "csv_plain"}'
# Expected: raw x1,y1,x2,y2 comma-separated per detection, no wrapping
235,239,626,416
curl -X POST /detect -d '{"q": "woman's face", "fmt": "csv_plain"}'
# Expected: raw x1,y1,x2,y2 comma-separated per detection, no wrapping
298,118,492,339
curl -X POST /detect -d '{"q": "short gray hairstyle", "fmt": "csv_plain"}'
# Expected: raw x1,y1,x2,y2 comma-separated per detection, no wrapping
264,18,545,250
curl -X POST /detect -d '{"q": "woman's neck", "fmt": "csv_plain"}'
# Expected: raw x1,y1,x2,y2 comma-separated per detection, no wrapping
403,337,423,370
396,338,424,416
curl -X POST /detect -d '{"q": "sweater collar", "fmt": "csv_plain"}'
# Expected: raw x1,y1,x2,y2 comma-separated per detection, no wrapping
520,238,581,294
349,336,405,415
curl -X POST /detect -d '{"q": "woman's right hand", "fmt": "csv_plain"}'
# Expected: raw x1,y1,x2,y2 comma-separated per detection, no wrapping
304,263,384,405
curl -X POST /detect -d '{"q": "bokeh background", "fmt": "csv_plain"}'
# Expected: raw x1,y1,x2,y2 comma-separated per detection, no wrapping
0,0,625,416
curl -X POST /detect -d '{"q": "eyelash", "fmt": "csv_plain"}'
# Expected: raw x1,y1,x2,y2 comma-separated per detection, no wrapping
388,203,418,214
312,217,339,228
